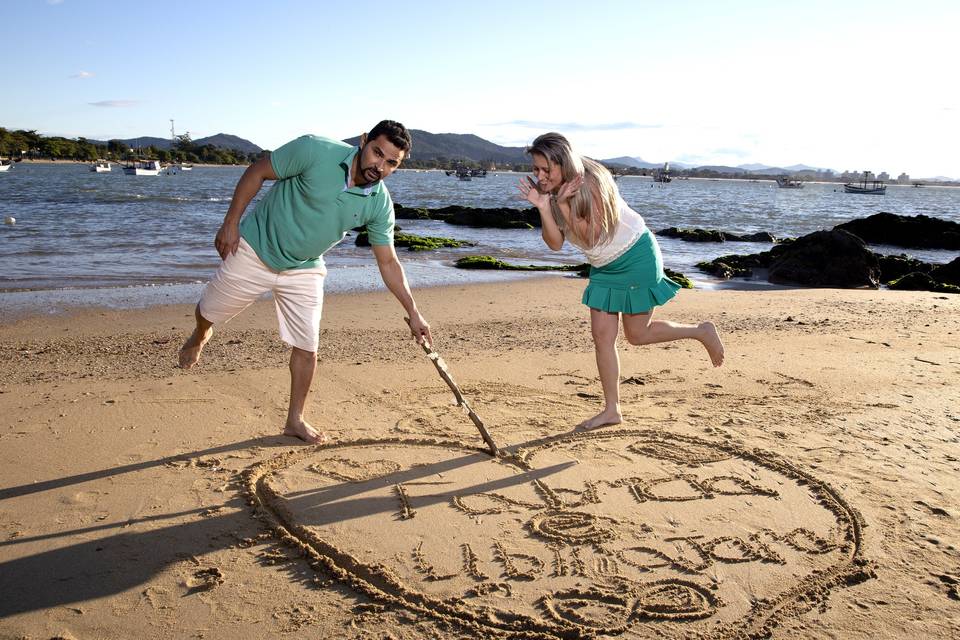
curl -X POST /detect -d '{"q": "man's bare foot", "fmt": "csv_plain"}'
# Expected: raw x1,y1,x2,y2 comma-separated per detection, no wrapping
576,409,622,431
699,322,725,367
178,327,213,369
282,419,329,445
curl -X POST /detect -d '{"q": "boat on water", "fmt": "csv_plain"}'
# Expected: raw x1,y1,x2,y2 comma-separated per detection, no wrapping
652,162,672,183
178,163,193,171
91,160,112,173
448,166,472,181
446,165,485,179
843,174,886,195
123,160,163,176
775,175,804,189
0,158,12,172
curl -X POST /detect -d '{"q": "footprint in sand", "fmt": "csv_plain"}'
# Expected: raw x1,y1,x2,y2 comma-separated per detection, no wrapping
184,567,224,594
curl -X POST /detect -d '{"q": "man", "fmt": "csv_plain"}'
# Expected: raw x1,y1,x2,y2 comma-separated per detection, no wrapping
178,120,431,444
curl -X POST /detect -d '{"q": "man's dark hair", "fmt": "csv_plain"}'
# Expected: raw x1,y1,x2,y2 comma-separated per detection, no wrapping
368,120,412,154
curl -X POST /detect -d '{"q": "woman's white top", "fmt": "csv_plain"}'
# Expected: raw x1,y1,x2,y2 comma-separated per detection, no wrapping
567,198,648,267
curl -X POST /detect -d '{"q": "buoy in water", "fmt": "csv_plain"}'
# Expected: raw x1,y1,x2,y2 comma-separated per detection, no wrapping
3,216,14,225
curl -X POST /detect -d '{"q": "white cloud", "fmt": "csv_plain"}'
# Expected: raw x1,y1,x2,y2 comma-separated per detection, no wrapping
71,71,94,79
88,100,140,108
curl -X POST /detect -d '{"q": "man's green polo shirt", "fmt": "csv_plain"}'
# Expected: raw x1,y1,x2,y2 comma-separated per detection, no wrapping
239,135,395,271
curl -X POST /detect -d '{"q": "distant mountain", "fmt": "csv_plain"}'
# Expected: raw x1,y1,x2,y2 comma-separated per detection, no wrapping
602,156,699,170
695,165,745,175
344,130,528,164
784,164,825,172
113,136,172,150
86,133,262,154
738,163,773,171
193,133,262,154
602,156,660,169
747,166,788,175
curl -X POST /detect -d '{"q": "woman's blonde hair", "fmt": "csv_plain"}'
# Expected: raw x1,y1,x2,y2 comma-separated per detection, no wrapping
563,157,621,249
525,132,583,185
525,133,620,248
526,133,583,230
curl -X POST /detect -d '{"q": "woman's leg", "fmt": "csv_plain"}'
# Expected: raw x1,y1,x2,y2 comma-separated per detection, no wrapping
622,308,724,367
578,308,624,430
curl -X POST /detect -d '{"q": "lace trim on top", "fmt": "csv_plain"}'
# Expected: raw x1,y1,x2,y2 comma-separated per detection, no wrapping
577,200,647,267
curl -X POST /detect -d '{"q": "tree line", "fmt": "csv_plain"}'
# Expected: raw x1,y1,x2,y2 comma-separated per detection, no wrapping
0,128,262,165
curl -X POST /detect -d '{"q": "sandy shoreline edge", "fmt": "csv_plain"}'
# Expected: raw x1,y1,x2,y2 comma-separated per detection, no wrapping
1,278,957,639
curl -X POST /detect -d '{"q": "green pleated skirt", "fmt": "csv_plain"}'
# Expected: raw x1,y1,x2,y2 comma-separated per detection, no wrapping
581,229,681,314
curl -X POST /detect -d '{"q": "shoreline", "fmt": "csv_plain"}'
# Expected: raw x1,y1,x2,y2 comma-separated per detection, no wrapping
11,159,246,168
8,160,958,186
0,270,799,322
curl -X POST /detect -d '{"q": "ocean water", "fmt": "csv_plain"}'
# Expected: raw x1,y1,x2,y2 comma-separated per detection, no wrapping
1,164,957,313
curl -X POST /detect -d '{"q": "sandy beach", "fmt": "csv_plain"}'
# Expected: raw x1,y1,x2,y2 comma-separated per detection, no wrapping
1,278,958,639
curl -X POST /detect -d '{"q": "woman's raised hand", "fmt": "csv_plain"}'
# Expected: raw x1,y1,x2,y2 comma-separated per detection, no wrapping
556,173,584,203
518,176,551,208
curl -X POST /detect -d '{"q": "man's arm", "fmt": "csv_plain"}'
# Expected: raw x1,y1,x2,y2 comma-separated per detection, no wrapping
215,154,278,259
372,243,433,346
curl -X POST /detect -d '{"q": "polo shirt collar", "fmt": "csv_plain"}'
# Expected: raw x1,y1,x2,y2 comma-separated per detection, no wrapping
341,146,382,196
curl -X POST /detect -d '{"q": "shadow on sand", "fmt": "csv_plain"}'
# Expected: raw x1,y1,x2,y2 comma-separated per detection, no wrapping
0,433,574,618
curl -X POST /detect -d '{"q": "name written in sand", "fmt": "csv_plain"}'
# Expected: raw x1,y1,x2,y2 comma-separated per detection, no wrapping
244,430,871,639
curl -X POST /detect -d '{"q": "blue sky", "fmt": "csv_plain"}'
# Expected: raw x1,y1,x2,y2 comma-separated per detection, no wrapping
4,0,958,178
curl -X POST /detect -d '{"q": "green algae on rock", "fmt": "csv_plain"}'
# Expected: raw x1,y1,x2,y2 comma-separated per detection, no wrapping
454,256,588,274
356,231,475,252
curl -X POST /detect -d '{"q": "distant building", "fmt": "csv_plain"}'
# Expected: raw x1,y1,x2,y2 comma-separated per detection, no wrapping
877,172,890,181
796,168,835,181
897,172,910,184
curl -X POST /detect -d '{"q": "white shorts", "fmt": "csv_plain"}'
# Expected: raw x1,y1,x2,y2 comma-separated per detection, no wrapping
198,237,327,352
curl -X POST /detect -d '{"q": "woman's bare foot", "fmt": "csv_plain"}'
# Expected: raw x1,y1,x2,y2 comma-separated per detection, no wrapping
699,322,725,367
283,419,329,445
576,409,623,431
178,327,213,369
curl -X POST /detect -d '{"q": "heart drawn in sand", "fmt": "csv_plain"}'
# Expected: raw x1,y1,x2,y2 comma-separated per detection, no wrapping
243,430,872,639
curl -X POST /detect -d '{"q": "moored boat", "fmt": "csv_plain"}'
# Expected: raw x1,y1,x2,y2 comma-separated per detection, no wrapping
843,173,886,195
776,175,804,189
123,160,163,176
91,160,112,173
652,162,672,183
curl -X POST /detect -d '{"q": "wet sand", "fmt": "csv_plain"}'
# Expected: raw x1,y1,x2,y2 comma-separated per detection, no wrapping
0,278,958,639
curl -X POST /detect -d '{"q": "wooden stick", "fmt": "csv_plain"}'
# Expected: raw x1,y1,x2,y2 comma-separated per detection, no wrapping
407,322,500,456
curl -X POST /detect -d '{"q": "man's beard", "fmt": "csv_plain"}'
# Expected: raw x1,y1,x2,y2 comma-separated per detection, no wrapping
360,165,381,184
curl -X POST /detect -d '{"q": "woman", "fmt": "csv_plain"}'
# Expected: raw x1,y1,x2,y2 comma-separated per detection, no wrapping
518,132,724,430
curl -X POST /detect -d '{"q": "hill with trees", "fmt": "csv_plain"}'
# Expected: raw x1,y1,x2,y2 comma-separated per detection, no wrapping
0,128,263,165
4,126,951,183
344,130,529,170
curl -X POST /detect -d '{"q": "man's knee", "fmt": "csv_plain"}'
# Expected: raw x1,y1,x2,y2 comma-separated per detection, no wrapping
290,346,317,360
